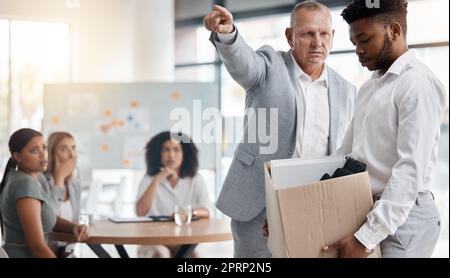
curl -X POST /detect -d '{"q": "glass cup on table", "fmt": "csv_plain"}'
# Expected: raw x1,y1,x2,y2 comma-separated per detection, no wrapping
78,211,92,226
174,205,192,226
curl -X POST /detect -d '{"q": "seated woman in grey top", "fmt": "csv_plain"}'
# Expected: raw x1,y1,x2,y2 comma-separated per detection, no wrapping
0,128,89,258
37,132,81,257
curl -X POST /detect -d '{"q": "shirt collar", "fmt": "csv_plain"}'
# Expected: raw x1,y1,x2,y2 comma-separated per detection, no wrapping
161,177,181,193
372,49,415,79
290,51,328,87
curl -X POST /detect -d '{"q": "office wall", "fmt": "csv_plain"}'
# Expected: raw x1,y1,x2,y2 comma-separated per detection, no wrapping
0,0,174,82
132,0,174,81
226,0,295,12
175,0,211,21
43,82,219,170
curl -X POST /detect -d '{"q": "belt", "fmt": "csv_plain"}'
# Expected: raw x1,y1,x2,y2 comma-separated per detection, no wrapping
415,191,435,206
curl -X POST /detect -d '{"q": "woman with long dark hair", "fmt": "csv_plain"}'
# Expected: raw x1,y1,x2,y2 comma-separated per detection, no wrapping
0,129,88,258
135,131,211,257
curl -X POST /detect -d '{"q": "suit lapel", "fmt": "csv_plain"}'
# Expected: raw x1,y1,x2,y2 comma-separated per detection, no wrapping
327,68,341,155
283,51,302,142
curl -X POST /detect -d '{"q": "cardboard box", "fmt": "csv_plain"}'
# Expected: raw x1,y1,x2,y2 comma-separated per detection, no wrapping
265,158,381,258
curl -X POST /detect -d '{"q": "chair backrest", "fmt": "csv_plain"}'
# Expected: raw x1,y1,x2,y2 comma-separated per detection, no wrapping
113,176,128,214
84,176,128,218
83,179,102,218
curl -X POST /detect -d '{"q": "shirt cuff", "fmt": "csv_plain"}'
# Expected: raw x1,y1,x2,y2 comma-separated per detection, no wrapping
354,222,389,251
216,27,237,44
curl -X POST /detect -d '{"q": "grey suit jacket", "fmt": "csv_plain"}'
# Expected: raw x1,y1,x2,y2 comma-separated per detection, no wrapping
37,172,81,222
211,30,356,222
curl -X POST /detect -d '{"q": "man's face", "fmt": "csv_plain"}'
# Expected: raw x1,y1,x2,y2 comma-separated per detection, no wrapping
349,19,394,71
286,9,334,69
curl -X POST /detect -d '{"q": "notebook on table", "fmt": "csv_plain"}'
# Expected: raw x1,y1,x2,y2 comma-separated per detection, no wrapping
108,215,173,223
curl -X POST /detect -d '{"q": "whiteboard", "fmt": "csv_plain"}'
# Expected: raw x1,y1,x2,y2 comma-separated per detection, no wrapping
43,83,219,170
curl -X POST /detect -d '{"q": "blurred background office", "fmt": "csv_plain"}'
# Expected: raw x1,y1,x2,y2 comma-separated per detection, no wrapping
0,0,448,258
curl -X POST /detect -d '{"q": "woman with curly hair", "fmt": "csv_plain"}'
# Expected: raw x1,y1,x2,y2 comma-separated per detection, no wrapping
135,131,211,257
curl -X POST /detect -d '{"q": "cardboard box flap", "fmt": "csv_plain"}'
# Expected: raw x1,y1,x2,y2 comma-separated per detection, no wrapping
277,181,328,257
276,172,376,258
265,163,288,257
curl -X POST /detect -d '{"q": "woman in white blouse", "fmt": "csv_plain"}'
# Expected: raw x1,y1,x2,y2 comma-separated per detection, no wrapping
136,131,211,258
37,132,81,257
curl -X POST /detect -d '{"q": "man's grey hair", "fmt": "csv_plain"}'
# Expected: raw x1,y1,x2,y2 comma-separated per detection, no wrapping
290,0,332,27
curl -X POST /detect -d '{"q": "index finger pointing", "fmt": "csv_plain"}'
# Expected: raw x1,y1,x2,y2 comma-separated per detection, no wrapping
213,5,230,16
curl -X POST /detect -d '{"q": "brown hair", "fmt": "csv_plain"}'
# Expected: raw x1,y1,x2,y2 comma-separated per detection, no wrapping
45,132,76,185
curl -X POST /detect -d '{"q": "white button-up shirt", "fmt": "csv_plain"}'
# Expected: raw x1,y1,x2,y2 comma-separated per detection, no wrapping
290,52,330,159
337,50,447,250
136,174,211,216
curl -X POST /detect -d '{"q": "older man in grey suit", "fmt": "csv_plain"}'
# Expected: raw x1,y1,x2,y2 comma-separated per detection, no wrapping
204,1,356,257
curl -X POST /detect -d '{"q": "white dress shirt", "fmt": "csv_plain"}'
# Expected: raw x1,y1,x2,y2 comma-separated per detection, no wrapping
217,29,237,44
337,50,447,250
218,30,330,159
290,52,330,158
136,174,211,216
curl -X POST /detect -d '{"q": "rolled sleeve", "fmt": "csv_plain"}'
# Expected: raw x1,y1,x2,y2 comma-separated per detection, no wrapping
355,222,391,250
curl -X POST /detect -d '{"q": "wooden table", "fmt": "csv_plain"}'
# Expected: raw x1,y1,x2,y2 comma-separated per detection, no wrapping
50,218,232,258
